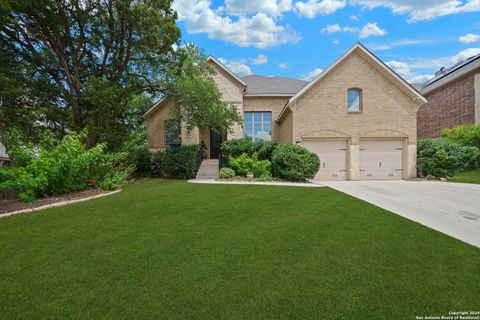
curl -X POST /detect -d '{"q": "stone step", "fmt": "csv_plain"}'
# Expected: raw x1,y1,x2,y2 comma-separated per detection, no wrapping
195,159,219,180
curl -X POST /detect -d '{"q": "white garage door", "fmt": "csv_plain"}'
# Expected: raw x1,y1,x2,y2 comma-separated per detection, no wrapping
360,140,403,180
302,140,348,181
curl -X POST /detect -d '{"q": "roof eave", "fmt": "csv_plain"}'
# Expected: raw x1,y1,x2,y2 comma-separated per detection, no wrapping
206,56,247,87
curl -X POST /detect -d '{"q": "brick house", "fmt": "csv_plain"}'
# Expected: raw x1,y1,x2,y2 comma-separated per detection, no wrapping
144,43,426,180
417,53,480,138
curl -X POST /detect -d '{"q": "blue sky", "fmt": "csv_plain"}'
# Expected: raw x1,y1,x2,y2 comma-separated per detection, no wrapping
173,0,480,83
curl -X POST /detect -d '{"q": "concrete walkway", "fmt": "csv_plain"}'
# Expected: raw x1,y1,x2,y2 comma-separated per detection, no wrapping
318,180,480,248
189,179,323,187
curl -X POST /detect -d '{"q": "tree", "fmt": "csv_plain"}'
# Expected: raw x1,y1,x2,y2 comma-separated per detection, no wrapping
163,44,243,133
0,0,180,148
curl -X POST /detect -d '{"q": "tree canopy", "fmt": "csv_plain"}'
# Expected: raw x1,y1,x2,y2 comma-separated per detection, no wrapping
0,0,180,148
0,0,243,150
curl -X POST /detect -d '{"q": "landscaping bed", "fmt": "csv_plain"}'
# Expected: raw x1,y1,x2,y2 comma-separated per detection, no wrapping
0,188,109,215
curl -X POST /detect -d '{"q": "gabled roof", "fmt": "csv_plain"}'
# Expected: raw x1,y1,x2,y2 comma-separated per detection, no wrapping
420,53,480,95
242,75,308,96
143,97,167,118
206,56,247,87
277,42,427,122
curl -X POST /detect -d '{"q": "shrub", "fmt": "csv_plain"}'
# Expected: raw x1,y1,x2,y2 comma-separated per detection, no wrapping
221,138,254,159
163,145,199,179
0,129,131,202
100,165,135,190
254,140,278,161
442,124,480,148
417,138,480,178
442,124,480,168
150,150,164,177
272,144,320,181
122,135,151,176
218,167,235,179
228,153,271,178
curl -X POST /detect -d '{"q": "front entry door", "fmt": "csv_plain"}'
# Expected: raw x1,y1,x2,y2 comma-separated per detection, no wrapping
210,128,222,159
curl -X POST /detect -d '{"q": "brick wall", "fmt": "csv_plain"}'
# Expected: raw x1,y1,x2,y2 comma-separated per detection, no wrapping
418,74,476,138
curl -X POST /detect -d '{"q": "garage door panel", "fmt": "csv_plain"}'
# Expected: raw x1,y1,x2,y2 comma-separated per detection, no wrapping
302,140,348,181
360,140,403,180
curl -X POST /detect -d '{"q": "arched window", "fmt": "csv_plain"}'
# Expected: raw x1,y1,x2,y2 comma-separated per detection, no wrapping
347,88,362,112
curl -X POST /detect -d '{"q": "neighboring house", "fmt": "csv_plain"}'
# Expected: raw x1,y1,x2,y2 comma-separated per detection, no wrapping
144,43,426,180
417,53,480,138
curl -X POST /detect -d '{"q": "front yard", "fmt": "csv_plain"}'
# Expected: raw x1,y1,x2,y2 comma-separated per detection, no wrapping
0,180,479,319
450,169,480,184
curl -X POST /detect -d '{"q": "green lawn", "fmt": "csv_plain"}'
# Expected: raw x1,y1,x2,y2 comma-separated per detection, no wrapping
1,180,479,319
450,169,480,184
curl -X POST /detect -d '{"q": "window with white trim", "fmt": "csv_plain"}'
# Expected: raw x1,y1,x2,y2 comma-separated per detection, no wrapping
244,111,272,141
347,88,362,112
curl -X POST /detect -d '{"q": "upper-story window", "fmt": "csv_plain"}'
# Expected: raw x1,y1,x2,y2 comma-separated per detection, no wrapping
244,111,272,141
347,88,362,113
165,119,181,149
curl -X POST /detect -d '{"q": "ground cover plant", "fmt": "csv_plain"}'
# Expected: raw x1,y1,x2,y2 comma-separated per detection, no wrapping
0,180,478,319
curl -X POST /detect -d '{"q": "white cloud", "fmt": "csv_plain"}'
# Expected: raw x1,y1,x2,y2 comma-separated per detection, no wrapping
333,38,340,44
350,0,480,23
367,38,442,51
359,22,387,38
321,22,387,38
302,68,323,80
252,54,268,65
459,33,480,44
172,0,301,48
386,60,432,83
350,15,360,21
224,0,292,16
451,47,480,64
408,74,434,83
295,0,346,19
278,62,289,68
218,57,252,76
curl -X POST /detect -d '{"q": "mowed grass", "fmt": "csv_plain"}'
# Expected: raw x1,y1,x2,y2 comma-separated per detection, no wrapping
0,180,479,319
450,169,480,184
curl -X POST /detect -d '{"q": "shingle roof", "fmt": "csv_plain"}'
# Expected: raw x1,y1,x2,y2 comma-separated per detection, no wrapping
242,74,308,96
420,53,480,94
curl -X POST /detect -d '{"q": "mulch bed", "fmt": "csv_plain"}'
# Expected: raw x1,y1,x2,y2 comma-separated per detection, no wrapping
0,188,108,215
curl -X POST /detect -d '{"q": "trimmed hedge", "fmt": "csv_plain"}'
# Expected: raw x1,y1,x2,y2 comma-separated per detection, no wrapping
417,138,479,178
228,153,271,178
272,144,320,181
221,138,278,161
163,145,199,179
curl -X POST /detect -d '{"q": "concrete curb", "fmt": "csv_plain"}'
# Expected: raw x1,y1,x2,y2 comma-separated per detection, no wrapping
188,179,324,188
0,189,122,218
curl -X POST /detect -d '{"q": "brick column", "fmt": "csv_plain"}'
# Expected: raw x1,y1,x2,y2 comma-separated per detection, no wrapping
349,137,360,181
475,73,480,124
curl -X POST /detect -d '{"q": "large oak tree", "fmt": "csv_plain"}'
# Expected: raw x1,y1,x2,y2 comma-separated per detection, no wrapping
0,0,180,148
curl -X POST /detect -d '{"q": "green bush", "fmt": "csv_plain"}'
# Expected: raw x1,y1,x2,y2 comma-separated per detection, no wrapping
417,138,480,178
228,153,271,178
254,140,278,161
163,145,199,179
150,150,164,177
218,167,235,179
442,124,480,148
122,135,151,176
221,138,278,162
272,144,320,181
221,138,255,159
100,165,135,190
0,130,132,202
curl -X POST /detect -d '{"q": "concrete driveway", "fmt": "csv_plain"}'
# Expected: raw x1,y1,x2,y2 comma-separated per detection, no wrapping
319,180,480,248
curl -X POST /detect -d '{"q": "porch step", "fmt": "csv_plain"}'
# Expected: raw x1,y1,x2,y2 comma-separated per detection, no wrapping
195,159,219,180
